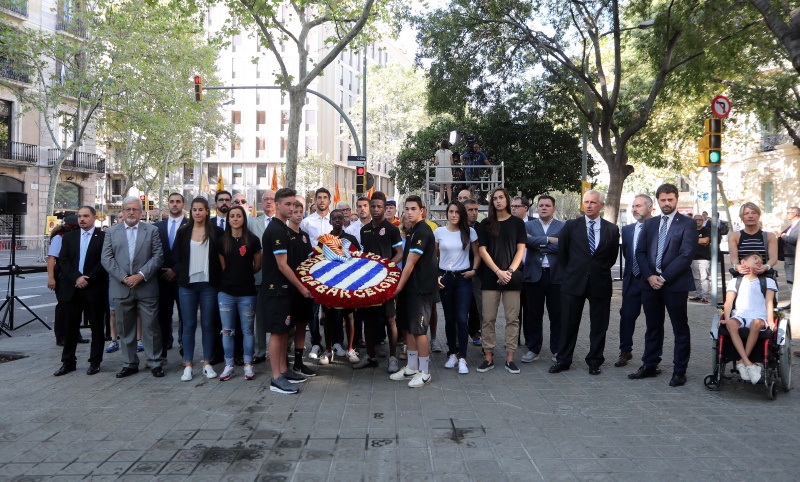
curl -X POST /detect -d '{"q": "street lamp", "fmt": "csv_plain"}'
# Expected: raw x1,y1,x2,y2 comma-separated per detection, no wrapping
197,99,235,198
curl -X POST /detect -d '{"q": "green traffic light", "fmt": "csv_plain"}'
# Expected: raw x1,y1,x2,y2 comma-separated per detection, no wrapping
709,151,721,163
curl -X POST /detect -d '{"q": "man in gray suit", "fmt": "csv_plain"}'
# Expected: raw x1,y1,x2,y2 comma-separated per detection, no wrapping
521,195,564,363
248,189,276,364
101,196,165,378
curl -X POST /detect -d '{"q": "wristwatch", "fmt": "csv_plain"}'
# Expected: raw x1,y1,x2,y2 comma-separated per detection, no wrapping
508,268,515,274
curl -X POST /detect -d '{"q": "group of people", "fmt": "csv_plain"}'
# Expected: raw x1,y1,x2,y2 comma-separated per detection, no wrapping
47,177,797,393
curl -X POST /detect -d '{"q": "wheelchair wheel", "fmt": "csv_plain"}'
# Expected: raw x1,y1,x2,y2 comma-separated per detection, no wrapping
704,373,720,391
768,381,778,400
779,324,792,392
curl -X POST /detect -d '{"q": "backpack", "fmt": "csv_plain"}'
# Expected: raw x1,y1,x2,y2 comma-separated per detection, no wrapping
732,273,776,311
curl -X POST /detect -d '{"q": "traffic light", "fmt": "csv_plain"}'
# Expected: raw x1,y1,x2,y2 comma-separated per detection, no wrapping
698,118,722,167
356,166,366,194
194,75,203,102
139,194,146,210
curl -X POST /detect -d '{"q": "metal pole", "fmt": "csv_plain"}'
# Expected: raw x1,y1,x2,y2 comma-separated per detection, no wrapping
362,47,367,160
709,165,720,307
582,125,588,181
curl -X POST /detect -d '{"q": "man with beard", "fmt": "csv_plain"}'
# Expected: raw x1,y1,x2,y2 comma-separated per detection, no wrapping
154,193,188,359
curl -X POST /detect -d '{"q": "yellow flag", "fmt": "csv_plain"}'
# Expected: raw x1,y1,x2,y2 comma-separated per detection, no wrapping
216,170,224,192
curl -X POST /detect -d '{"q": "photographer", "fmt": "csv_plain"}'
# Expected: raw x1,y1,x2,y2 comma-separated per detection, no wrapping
460,140,492,186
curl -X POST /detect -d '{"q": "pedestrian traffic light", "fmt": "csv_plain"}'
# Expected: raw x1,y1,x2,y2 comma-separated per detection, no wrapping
194,75,203,102
698,118,722,167
356,166,366,194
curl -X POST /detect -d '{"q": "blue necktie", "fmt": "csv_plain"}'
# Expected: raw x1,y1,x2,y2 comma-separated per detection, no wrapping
588,220,596,255
632,224,640,277
79,231,89,274
168,219,177,249
656,215,669,272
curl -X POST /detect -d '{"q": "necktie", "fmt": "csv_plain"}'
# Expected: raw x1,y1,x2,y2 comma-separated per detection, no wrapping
79,231,89,274
656,215,669,272
168,219,177,249
588,220,596,255
127,226,136,272
220,218,225,229
631,224,640,277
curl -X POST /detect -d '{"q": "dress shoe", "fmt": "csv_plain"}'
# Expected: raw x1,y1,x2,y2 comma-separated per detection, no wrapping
86,364,101,375
56,340,65,347
54,364,76,376
614,351,632,367
115,366,139,378
548,362,570,373
588,364,601,375
151,367,165,378
669,373,687,387
234,357,245,367
628,365,658,379
655,365,662,375
252,355,267,364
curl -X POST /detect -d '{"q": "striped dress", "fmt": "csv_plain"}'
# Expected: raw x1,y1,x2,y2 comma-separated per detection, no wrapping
737,229,767,262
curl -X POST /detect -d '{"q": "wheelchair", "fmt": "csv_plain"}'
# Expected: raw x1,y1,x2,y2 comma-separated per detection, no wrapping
704,308,792,399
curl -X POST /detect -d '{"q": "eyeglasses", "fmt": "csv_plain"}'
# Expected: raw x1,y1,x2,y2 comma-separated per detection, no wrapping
233,200,247,205
262,197,274,202
123,207,141,212
217,198,231,203
511,205,525,209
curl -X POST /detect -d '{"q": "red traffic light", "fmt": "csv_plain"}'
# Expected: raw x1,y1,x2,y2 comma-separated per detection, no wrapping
356,167,365,175
139,195,146,201
194,75,203,101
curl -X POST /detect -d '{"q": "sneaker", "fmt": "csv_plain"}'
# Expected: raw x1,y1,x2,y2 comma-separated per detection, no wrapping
202,365,217,379
219,365,235,381
283,370,308,384
458,358,468,374
521,351,539,363
387,356,399,374
353,356,378,369
333,343,346,358
136,339,144,352
346,349,360,363
737,362,751,381
431,338,443,353
408,372,431,388
472,336,482,346
444,354,457,369
505,361,521,374
318,351,331,365
390,367,420,380
308,345,321,360
244,365,255,380
476,360,495,372
105,340,120,353
180,366,193,382
270,376,299,394
293,363,317,377
748,364,762,385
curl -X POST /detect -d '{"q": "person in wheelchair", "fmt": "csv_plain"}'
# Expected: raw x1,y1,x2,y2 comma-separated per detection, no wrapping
721,252,778,385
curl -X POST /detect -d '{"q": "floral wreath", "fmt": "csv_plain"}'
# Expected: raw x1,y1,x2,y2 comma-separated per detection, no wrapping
295,234,402,309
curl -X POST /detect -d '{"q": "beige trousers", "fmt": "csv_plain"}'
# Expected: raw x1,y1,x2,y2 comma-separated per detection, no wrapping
481,290,521,353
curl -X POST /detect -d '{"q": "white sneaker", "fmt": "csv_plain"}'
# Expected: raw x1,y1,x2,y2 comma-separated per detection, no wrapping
521,351,540,363
346,349,360,363
219,365,235,381
308,345,321,360
244,365,255,380
737,362,750,381
444,354,457,369
319,351,331,365
458,358,468,374
202,365,217,379
387,356,399,373
390,367,419,381
333,343,346,358
408,372,431,388
748,364,762,385
180,366,193,381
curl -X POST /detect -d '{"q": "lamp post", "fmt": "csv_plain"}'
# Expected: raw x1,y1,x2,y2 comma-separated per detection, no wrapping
197,99,234,199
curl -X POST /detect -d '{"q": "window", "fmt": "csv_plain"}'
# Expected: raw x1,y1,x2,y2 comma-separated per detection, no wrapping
183,164,194,183
111,179,122,196
256,110,266,130
207,163,218,185
256,137,266,157
305,110,316,132
233,163,243,185
305,137,316,155
232,34,242,52
232,111,241,124
256,93,261,105
231,140,241,158
280,110,289,131
280,137,288,158
257,164,267,179
255,59,260,79
763,182,774,214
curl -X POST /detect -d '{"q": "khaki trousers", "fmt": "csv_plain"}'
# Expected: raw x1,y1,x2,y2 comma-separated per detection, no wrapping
481,290,521,352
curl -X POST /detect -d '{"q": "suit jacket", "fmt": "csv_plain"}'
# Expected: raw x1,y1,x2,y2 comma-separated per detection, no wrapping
620,222,643,296
57,228,108,303
101,221,164,299
635,213,697,292
172,224,224,287
783,222,799,258
523,218,565,284
248,214,272,285
557,216,619,298
210,215,227,230
155,216,189,269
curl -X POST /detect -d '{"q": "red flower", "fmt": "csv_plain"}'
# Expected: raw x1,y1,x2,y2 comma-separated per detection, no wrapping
239,245,247,256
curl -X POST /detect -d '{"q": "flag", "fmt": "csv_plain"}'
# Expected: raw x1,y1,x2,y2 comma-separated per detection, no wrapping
368,186,374,199
216,170,224,193
271,164,278,191
200,173,210,194
334,181,341,204
250,202,258,217
281,167,286,187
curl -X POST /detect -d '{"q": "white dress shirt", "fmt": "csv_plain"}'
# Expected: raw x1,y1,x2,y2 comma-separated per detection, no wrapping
300,211,332,244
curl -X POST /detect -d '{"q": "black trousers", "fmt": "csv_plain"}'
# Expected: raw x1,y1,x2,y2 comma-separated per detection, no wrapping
618,276,643,353
61,289,105,366
157,278,181,357
523,273,562,355
557,285,611,367
641,289,691,374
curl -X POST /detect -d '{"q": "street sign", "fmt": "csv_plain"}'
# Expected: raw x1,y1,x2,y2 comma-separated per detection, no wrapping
347,155,366,167
711,95,731,119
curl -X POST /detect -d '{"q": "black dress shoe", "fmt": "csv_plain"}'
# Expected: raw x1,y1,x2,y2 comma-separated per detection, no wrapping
588,364,601,375
614,351,632,367
56,340,65,347
548,362,570,373
252,355,267,364
115,366,139,378
77,337,90,344
234,357,245,367
54,364,76,376
628,365,658,379
86,364,101,375
669,373,687,387
151,367,165,378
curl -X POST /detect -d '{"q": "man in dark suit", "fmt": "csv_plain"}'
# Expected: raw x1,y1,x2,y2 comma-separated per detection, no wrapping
101,197,165,378
154,193,188,359
549,190,620,375
210,190,232,229
521,195,564,363
629,183,697,387
615,194,653,368
54,206,109,376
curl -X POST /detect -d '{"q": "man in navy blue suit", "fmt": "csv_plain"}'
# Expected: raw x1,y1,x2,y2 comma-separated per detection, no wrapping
154,193,188,358
614,194,653,368
629,184,697,387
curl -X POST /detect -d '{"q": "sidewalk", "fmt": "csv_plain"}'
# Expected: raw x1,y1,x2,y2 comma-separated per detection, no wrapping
0,288,798,481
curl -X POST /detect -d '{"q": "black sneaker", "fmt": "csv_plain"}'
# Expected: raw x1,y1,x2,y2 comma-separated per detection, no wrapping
505,361,520,374
293,364,317,377
476,360,495,372
270,376,299,394
283,370,308,384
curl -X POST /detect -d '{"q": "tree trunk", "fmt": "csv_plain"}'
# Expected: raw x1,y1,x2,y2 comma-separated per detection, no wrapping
285,87,306,189
603,150,631,224
717,177,734,225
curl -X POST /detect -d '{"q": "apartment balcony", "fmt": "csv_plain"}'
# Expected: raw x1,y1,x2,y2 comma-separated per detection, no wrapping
0,0,27,17
56,15,87,38
48,149,105,173
0,57,31,84
0,140,38,168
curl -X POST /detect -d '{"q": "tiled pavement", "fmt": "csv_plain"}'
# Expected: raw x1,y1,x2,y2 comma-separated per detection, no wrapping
1,288,799,481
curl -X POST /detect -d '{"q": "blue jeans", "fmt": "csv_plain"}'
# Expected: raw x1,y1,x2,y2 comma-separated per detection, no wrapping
179,283,218,363
439,271,472,359
218,292,255,365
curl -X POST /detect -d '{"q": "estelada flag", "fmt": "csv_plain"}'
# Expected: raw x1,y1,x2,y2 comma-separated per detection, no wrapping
216,170,224,192
368,186,374,199
281,167,286,187
250,203,258,217
334,181,341,204
271,164,279,191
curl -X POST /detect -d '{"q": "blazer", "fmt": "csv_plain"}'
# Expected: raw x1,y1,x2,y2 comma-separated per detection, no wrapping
783,222,799,258
101,221,164,299
210,215,227,230
248,214,272,285
523,218,565,284
557,216,619,298
620,222,643,296
155,216,189,269
172,224,224,287
57,228,108,303
635,213,697,292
